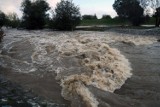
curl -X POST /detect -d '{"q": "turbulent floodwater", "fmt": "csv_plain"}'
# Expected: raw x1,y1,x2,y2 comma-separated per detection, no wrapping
0,29,160,107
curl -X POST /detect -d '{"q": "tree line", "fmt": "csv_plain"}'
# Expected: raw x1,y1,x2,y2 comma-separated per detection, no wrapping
0,0,81,30
113,0,160,26
0,0,160,31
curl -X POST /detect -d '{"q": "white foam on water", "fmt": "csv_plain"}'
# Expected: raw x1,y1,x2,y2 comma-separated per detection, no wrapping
61,79,99,107
2,29,159,107
55,36,132,107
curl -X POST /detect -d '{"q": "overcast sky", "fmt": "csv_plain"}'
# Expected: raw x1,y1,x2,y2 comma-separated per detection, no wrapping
0,0,117,18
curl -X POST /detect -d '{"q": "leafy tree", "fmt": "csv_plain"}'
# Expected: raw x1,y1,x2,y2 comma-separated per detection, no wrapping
93,14,98,19
21,0,50,29
101,15,112,19
45,10,55,29
0,11,6,28
53,0,81,30
138,0,160,26
6,13,20,28
113,0,144,26
155,7,160,27
139,0,160,14
82,14,97,20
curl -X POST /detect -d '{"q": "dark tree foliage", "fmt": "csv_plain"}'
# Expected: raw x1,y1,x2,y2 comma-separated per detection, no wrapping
113,0,144,26
0,11,6,28
6,13,20,28
0,28,4,42
155,7,160,27
101,15,112,19
45,10,55,29
82,14,97,20
21,0,50,29
53,0,81,30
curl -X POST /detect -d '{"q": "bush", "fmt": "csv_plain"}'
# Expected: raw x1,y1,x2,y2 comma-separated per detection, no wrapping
0,11,6,28
53,0,81,30
82,14,97,20
101,15,112,19
0,29,4,42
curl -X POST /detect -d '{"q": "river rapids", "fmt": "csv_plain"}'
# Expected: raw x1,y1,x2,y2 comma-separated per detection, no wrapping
0,28,160,107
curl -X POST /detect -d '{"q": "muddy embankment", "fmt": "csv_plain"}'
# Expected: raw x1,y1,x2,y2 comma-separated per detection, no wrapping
0,28,160,107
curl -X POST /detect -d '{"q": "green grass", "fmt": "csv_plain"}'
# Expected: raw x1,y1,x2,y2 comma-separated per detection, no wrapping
144,17,155,25
80,19,130,26
80,18,156,26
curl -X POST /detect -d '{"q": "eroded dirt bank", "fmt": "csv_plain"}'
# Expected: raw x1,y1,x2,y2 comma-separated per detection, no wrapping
0,28,160,107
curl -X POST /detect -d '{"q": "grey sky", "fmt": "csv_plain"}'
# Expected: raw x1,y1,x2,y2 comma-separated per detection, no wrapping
0,0,117,18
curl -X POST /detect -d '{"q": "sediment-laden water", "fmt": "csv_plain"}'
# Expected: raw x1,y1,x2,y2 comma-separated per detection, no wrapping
0,29,160,107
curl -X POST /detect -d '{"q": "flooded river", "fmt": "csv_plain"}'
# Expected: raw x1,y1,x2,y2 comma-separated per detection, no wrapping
0,29,160,107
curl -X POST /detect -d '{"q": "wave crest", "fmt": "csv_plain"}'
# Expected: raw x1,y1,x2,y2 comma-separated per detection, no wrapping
55,36,132,107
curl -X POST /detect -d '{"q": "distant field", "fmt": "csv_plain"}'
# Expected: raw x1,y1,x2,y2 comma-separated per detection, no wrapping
80,17,156,26
80,19,129,26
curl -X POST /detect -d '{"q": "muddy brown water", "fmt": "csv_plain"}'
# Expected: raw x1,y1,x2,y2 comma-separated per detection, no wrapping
0,29,160,107
113,42,160,107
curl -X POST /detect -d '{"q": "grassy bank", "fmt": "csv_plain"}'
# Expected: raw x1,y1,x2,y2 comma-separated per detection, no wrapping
80,18,156,26
80,19,129,26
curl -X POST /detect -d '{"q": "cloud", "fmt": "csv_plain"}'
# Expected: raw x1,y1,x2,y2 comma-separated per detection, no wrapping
0,0,117,18
47,0,60,8
80,7,117,18
0,0,59,17
0,0,22,16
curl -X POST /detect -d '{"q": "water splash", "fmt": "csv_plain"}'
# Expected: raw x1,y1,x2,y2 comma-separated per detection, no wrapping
2,29,158,107
55,36,132,107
